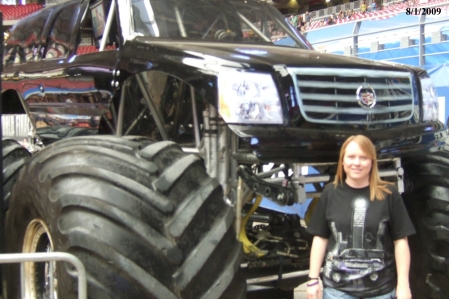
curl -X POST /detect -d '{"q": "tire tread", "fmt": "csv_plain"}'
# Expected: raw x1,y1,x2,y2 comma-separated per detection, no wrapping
403,149,449,298
5,136,244,299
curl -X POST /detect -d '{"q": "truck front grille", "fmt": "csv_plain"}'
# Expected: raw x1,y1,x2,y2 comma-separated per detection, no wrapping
288,68,415,125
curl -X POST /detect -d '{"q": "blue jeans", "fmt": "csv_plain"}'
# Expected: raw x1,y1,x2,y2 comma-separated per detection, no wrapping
323,287,396,299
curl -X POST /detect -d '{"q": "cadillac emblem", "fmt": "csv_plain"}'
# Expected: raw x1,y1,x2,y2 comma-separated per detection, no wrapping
356,85,377,109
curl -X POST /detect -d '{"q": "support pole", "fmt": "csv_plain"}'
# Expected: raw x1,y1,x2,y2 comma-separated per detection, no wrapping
0,11,5,295
352,21,361,57
419,13,426,66
99,0,116,51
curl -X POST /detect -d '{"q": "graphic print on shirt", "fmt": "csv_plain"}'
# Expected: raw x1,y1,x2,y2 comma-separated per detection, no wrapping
324,196,388,283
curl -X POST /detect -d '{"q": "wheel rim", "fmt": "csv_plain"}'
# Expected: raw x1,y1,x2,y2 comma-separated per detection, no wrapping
22,219,57,299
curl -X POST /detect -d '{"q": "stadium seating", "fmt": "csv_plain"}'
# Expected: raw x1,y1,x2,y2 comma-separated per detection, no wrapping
306,0,449,30
0,4,43,21
76,45,117,55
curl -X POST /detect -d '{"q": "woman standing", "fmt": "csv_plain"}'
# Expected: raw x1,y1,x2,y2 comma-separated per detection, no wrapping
361,1,367,13
306,135,414,299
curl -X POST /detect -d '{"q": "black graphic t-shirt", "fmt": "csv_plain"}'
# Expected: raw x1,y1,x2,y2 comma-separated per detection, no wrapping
306,182,415,297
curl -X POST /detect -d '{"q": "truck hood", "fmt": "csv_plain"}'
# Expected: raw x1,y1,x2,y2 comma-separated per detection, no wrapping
126,37,414,74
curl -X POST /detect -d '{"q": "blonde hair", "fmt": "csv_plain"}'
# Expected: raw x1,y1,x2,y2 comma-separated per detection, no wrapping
333,135,392,201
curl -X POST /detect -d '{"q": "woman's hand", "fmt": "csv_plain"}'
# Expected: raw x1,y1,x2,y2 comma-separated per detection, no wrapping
307,236,327,299
306,282,322,299
396,284,412,299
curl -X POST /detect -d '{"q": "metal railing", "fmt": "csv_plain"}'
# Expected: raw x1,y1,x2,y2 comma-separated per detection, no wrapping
0,252,87,299
305,1,449,66
45,0,67,5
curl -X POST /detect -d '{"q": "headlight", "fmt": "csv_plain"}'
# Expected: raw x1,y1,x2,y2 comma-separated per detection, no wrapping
420,76,439,122
218,72,283,124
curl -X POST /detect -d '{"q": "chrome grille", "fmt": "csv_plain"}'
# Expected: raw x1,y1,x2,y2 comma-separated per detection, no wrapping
288,68,415,124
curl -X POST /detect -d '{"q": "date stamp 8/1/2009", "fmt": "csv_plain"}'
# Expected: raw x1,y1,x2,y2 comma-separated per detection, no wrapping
406,7,442,15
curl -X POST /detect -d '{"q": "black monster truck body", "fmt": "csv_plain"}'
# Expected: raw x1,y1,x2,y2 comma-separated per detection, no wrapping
2,0,448,298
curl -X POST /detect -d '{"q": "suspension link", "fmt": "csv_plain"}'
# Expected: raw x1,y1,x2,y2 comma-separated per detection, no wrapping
237,166,295,206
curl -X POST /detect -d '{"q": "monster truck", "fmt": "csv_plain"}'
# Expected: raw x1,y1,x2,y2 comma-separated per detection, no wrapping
1,0,448,298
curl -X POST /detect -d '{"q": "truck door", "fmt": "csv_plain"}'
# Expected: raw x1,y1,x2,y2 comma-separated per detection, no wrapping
2,7,54,114
39,0,117,134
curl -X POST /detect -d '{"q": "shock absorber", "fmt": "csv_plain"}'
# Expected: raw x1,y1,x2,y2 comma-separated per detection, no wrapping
203,108,211,175
209,104,218,179
217,115,230,193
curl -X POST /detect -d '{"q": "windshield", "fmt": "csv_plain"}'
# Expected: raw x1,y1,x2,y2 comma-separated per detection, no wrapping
123,0,310,49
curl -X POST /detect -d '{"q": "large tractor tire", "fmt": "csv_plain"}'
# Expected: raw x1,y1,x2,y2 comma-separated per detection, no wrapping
1,138,30,297
402,145,449,299
5,136,245,299
36,126,97,145
2,138,30,209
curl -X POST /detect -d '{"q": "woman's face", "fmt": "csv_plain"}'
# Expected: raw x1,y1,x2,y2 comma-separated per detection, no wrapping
342,141,372,187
